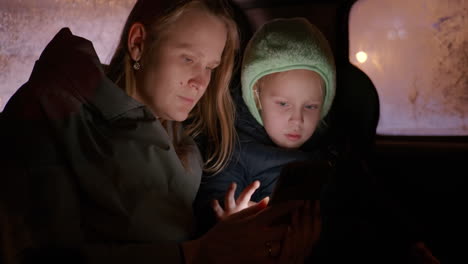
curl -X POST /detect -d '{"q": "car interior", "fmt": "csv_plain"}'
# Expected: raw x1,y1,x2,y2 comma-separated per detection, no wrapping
1,0,466,263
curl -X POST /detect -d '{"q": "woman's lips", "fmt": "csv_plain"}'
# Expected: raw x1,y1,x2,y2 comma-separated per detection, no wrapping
285,133,301,141
178,96,195,105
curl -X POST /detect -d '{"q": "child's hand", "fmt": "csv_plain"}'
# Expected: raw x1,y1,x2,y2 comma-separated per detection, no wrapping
212,180,268,221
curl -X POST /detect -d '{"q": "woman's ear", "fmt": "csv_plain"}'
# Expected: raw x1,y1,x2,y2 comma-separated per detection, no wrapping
128,23,146,62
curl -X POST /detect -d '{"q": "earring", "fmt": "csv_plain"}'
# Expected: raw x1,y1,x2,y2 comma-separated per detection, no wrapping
133,61,141,70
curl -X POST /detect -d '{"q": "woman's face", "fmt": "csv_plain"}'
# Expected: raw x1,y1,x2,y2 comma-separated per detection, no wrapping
135,8,227,121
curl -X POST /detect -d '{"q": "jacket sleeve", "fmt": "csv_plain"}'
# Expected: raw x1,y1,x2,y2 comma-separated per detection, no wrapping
0,72,185,264
22,244,184,264
192,151,248,237
1,165,185,264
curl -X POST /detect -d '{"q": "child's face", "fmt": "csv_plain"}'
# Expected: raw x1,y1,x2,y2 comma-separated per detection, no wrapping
258,69,323,149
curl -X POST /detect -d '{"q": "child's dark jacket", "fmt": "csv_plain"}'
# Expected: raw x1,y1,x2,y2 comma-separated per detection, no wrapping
193,86,325,235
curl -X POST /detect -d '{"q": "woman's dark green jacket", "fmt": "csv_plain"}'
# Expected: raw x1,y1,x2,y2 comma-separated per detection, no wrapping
0,28,202,263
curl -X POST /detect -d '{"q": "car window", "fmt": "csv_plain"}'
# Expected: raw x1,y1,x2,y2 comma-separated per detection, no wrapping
349,0,468,136
0,0,136,111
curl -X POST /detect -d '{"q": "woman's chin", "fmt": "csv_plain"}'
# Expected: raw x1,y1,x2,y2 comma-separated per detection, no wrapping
167,111,190,122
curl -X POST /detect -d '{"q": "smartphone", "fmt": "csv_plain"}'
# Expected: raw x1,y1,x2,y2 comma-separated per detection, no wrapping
269,159,333,205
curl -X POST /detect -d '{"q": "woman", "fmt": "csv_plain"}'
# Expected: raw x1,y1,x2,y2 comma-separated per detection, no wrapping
0,0,318,263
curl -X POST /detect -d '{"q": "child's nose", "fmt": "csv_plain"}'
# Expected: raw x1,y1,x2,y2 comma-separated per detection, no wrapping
289,108,304,124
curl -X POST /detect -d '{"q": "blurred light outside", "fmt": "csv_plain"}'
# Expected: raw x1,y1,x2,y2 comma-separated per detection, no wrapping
356,51,368,63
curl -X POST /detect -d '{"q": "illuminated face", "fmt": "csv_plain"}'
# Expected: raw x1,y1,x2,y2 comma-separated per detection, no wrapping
135,8,227,121
258,69,324,149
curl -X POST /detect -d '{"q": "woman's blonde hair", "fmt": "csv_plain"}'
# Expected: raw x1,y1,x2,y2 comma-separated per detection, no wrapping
107,0,239,174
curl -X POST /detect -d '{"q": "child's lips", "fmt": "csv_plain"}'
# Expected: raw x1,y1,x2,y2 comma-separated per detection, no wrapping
285,133,301,141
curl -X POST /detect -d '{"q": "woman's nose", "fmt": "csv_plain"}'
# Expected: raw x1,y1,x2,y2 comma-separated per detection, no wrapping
189,68,210,92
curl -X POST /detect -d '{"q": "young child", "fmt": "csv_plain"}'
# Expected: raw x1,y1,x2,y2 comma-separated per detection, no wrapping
194,17,441,264
194,17,335,232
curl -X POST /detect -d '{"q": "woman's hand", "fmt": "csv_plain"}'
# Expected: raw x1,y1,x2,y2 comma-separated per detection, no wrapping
182,199,306,264
212,180,266,220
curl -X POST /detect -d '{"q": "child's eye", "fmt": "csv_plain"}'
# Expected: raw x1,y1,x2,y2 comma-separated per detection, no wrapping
183,56,193,63
305,104,319,110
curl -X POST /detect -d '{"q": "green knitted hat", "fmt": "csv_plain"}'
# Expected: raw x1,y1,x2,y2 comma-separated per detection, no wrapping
241,17,336,126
